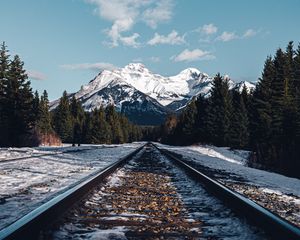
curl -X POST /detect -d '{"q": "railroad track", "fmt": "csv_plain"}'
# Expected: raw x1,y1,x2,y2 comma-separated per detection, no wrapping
0,143,299,239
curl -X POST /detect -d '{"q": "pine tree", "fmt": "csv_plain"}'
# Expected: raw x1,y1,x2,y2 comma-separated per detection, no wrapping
90,107,112,144
294,44,300,91
177,99,198,145
271,49,286,143
37,90,53,134
53,91,73,142
206,73,232,146
195,95,209,143
82,112,93,143
285,41,295,91
280,75,298,170
32,90,40,121
241,84,250,112
119,115,130,143
106,105,124,144
279,43,299,173
249,56,274,165
70,96,85,145
294,44,300,176
161,114,178,143
0,42,10,146
5,55,34,146
229,88,249,149
293,44,300,141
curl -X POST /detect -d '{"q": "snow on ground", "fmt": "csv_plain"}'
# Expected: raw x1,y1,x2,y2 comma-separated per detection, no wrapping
156,143,300,196
185,145,250,165
0,144,128,162
156,143,300,226
0,142,144,230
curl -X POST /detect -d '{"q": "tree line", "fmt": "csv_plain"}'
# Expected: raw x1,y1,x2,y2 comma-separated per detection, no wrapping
0,42,142,146
52,91,142,145
161,41,300,178
0,42,36,146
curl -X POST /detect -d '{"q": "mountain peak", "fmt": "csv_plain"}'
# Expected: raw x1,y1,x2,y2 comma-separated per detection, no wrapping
236,80,256,93
50,63,257,125
179,67,201,75
124,63,147,72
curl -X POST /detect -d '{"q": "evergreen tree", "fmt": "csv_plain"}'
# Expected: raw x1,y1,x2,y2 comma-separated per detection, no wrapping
294,44,300,141
294,44,300,175
32,90,40,121
5,55,34,146
119,115,130,143
176,99,198,145
294,44,300,91
0,42,10,146
82,112,93,143
106,105,124,144
249,57,274,164
271,49,286,143
159,41,300,178
53,91,73,142
37,90,53,134
241,84,250,112
90,107,112,144
206,73,232,146
285,41,295,91
195,95,209,143
281,74,298,171
229,88,249,149
249,43,299,175
161,114,178,144
279,43,298,173
70,96,85,145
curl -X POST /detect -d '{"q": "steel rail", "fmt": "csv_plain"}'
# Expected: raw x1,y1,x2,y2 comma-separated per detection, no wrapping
152,143,300,240
0,144,146,240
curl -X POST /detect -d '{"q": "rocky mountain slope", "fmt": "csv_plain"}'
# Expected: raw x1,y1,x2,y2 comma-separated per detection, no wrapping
50,63,256,125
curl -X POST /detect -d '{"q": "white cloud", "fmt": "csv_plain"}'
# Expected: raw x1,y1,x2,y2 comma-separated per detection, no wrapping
60,62,117,71
216,31,238,42
86,0,174,47
142,1,173,29
119,33,140,48
132,57,143,62
172,49,215,62
147,30,185,45
216,29,259,42
242,29,257,38
149,56,160,62
201,23,218,35
26,70,47,81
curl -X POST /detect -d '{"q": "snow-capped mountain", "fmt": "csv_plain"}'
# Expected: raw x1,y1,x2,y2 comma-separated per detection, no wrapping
235,81,256,93
50,63,256,125
72,63,217,108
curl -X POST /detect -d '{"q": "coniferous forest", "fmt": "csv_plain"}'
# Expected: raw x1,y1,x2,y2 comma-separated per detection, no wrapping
0,43,142,147
1,41,300,177
161,41,300,178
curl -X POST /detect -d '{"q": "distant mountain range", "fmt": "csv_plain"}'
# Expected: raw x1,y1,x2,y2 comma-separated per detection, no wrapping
50,63,256,125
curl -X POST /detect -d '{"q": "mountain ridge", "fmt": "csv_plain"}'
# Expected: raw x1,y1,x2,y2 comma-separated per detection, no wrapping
50,63,256,125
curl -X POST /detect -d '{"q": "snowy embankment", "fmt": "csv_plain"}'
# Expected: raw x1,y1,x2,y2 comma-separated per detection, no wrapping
0,142,144,230
156,143,300,226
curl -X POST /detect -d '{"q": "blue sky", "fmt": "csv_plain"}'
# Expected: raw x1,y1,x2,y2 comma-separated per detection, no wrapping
1,0,300,100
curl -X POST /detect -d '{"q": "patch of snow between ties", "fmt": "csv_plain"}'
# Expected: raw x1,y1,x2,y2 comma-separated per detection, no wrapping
260,187,300,205
106,169,126,186
87,226,127,240
55,224,127,240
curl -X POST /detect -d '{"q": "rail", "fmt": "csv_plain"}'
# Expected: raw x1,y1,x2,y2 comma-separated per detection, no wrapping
0,144,146,240
152,143,300,240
